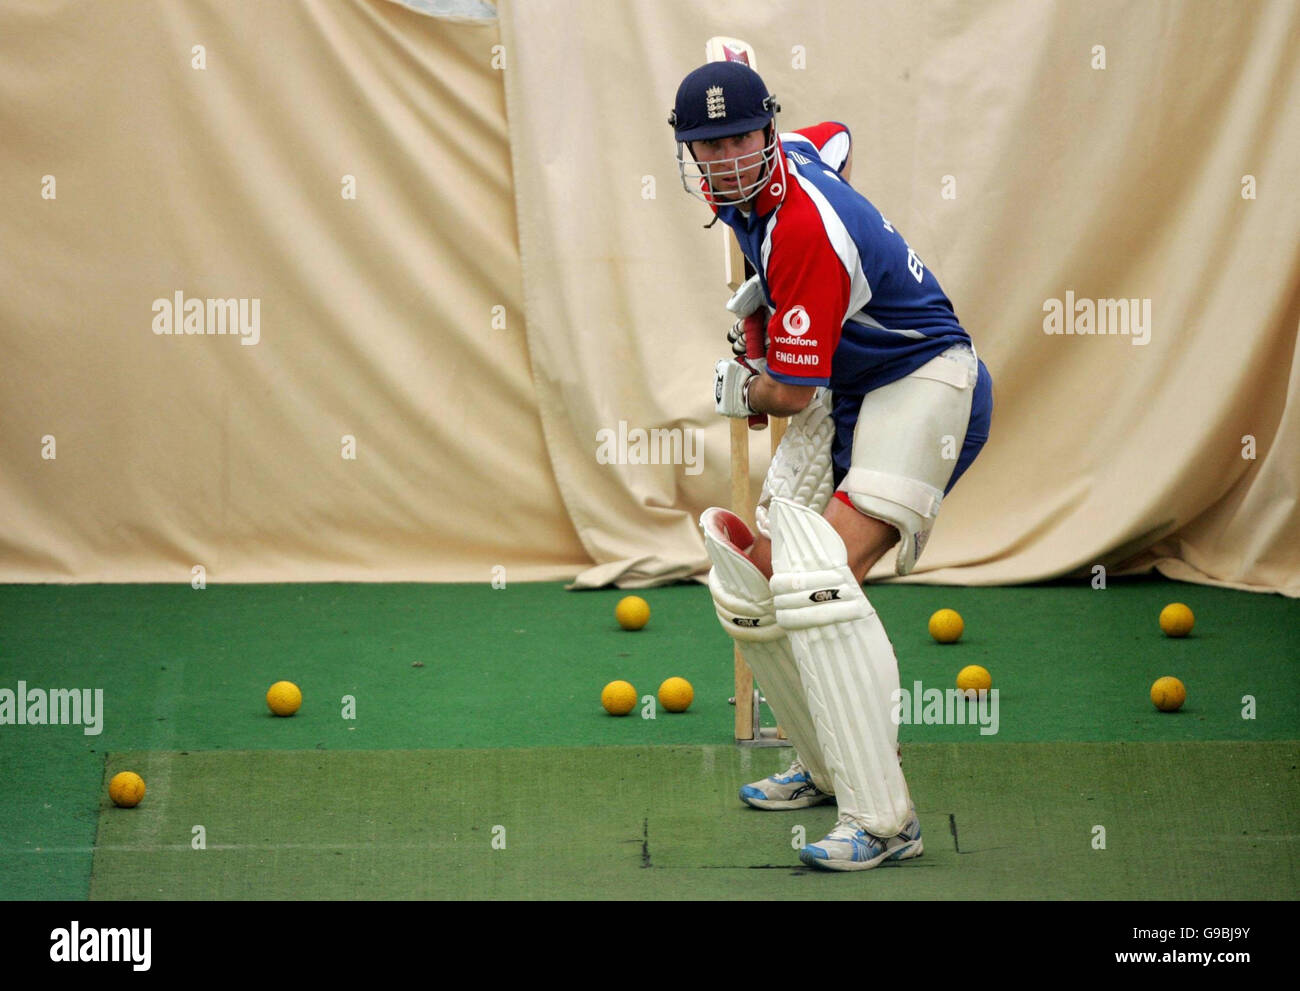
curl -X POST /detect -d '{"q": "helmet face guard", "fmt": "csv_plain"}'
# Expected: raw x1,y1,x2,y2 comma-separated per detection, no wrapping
675,122,780,205
669,61,781,207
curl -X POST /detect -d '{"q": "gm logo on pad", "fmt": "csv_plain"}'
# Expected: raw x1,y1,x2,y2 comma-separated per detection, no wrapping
809,589,841,602
732,617,761,627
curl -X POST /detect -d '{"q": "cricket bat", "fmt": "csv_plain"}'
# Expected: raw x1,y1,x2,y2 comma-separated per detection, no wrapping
707,35,762,743
705,36,768,433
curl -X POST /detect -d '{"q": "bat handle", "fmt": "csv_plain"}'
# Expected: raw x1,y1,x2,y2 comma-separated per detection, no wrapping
745,310,769,431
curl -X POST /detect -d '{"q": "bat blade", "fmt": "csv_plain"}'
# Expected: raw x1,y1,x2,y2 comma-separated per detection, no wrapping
704,36,756,65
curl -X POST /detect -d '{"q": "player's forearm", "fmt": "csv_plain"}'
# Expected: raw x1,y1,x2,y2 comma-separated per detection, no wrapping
748,373,816,417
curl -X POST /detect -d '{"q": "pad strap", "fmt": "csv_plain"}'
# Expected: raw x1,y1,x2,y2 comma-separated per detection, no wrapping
841,468,943,523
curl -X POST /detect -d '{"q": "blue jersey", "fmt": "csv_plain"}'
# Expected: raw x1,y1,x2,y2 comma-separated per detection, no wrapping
713,122,971,396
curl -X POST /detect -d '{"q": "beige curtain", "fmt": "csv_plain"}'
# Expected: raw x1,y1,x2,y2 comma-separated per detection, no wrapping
499,0,1299,595
2,0,1296,595
1,0,587,583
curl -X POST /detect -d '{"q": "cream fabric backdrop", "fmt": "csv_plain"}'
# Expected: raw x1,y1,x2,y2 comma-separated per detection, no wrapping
499,0,1299,595
1,0,587,582
2,0,1296,594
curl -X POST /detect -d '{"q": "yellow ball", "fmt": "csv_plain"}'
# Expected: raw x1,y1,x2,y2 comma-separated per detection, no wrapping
266,680,302,717
601,680,638,716
615,595,650,631
956,664,992,698
929,608,964,643
108,771,146,808
1159,602,1194,638
658,677,694,713
1151,676,1186,712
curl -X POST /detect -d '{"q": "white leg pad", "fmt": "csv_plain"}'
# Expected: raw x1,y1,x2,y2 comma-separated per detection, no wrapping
755,387,836,538
767,497,912,836
700,507,833,793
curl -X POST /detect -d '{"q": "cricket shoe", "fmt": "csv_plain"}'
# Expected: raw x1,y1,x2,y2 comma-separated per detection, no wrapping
798,810,923,871
739,757,833,810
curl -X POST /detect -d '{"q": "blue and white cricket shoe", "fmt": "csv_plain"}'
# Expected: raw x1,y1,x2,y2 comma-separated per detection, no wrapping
799,810,924,871
739,757,833,810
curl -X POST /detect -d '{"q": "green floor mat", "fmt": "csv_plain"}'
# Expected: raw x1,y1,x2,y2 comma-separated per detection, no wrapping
87,741,1297,900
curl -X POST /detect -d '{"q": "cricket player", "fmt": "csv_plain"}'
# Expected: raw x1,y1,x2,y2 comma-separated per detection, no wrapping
670,60,993,870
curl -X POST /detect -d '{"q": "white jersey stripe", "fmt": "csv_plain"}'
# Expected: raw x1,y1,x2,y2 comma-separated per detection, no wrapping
789,166,873,327
818,131,851,173
760,205,776,278
847,314,927,340
779,131,817,154
779,130,850,175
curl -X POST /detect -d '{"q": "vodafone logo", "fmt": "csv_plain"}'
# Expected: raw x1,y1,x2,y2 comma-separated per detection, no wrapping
782,305,811,336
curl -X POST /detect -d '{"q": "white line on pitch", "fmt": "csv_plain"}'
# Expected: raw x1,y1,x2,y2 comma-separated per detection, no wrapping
7,842,471,854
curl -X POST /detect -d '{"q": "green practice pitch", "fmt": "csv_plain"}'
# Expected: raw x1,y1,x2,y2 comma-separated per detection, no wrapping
0,578,1296,900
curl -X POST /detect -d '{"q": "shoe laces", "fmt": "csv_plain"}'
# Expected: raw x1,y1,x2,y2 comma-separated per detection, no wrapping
827,812,871,839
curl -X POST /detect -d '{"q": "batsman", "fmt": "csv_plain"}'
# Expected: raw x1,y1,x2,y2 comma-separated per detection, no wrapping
670,59,994,870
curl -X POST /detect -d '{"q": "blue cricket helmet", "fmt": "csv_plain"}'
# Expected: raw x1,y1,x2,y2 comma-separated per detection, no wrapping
669,61,780,142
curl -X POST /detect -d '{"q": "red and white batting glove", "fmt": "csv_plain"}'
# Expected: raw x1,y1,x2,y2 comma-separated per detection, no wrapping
714,355,765,418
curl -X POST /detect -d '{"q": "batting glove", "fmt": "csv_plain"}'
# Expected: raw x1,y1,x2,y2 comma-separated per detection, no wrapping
714,356,765,418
